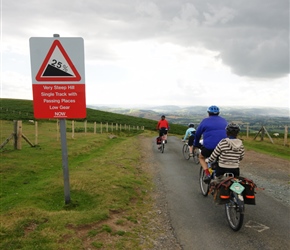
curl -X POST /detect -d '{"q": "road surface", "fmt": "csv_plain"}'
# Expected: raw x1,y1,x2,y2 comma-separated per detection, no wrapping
150,136,290,250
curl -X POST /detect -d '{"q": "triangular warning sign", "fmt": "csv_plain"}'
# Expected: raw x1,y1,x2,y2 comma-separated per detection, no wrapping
36,40,81,82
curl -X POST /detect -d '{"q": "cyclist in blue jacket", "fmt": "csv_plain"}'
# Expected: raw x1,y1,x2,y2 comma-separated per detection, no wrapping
194,105,227,183
182,123,196,157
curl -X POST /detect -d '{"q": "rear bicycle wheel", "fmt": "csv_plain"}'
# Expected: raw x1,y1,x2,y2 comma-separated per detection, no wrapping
193,148,200,164
225,193,244,231
199,166,209,196
182,144,190,160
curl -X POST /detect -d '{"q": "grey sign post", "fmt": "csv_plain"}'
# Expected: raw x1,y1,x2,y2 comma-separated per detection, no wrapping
53,34,70,204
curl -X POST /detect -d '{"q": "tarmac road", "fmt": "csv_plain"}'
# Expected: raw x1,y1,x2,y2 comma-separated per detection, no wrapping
151,136,290,250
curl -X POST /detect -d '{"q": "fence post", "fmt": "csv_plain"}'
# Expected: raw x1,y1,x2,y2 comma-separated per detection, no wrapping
85,120,87,134
13,120,17,149
71,120,75,139
15,120,22,150
284,125,288,146
35,121,38,145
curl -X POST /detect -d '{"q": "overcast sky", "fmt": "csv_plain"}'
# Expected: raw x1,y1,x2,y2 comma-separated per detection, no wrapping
1,0,289,108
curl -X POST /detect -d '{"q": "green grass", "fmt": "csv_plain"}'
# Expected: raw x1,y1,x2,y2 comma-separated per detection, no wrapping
0,98,289,249
242,137,290,160
0,121,158,249
238,132,290,160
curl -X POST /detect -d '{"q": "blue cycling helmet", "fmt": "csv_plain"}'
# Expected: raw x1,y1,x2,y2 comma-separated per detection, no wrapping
207,105,220,115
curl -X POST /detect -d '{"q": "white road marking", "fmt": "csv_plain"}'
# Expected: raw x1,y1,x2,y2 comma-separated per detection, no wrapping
245,220,270,232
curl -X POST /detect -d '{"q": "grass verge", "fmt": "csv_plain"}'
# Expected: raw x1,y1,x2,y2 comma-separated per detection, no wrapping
0,121,157,250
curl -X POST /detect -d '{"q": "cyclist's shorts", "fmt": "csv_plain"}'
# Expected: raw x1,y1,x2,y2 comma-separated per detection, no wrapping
159,127,168,136
215,166,240,177
200,147,214,158
188,135,195,146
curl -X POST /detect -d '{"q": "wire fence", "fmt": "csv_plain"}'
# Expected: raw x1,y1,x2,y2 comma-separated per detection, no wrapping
0,120,145,150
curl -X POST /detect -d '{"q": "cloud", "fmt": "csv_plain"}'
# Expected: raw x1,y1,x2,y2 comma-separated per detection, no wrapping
1,0,289,108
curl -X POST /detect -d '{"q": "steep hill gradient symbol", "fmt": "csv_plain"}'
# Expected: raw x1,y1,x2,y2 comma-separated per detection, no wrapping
36,40,81,82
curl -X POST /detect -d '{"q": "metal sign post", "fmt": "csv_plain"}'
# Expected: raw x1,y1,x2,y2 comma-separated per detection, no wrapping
53,34,70,204
60,118,70,204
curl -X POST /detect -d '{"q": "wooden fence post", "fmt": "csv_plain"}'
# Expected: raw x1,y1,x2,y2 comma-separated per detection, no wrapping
13,120,17,149
84,120,87,134
35,121,38,145
15,120,22,150
284,125,288,146
72,120,75,139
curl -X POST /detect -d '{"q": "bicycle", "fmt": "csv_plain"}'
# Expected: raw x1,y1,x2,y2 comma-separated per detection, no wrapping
199,164,256,231
182,141,200,164
157,133,166,153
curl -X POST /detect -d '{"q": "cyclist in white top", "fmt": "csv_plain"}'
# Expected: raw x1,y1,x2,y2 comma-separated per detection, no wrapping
182,123,196,157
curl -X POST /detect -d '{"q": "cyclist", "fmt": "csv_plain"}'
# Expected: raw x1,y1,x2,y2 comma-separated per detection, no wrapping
156,115,169,144
182,123,196,157
193,105,227,183
206,123,245,178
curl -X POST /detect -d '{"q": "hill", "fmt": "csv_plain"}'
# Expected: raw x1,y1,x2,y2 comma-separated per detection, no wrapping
88,104,289,133
0,98,186,135
1,98,289,135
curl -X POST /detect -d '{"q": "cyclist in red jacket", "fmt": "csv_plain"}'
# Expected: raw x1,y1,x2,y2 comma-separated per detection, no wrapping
156,115,169,143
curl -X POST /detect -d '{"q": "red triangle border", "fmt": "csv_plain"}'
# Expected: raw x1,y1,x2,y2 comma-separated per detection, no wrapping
35,40,81,82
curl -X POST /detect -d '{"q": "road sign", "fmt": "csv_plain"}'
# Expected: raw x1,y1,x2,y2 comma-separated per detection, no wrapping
30,37,86,119
35,40,81,82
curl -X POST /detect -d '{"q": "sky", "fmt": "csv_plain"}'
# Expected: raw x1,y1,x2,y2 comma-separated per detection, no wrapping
1,0,289,109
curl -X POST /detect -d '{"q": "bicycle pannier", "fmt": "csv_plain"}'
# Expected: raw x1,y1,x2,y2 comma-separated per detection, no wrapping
212,178,231,205
238,177,256,205
156,136,162,145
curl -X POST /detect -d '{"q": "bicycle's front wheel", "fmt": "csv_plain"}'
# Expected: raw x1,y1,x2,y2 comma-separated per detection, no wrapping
182,143,190,160
225,193,244,231
199,166,209,196
161,141,165,153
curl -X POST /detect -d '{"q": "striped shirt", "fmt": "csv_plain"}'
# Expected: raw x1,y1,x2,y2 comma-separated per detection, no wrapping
208,138,245,168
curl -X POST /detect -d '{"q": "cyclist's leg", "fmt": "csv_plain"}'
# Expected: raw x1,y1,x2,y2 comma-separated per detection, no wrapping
199,147,213,175
160,128,167,142
164,129,168,142
188,136,194,155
